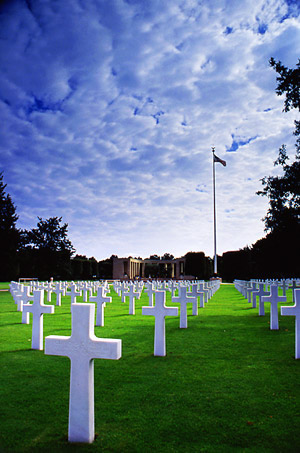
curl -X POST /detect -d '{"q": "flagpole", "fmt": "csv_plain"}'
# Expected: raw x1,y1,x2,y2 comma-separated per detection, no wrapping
212,147,217,275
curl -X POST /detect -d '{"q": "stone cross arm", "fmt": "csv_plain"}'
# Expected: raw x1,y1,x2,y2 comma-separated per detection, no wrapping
280,289,300,359
44,304,122,444
45,335,121,361
142,305,178,318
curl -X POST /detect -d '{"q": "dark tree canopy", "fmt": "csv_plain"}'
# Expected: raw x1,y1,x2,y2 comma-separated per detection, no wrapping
19,217,75,280
24,216,75,254
162,253,174,260
258,59,300,233
257,145,300,232
0,173,18,233
269,57,300,152
0,173,20,280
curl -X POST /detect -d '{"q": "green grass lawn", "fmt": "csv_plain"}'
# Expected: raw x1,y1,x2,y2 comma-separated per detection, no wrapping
0,284,299,452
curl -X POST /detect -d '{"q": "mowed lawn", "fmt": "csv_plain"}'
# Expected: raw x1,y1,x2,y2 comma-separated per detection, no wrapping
0,283,299,453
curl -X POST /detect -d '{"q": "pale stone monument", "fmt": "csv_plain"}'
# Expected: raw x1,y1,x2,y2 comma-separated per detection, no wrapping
53,282,65,306
124,284,140,315
144,283,156,307
252,283,270,315
172,286,195,328
45,303,122,443
90,286,112,327
261,284,286,330
142,291,178,356
189,284,205,313
43,282,53,302
23,289,54,350
281,289,300,359
68,284,82,309
247,282,257,305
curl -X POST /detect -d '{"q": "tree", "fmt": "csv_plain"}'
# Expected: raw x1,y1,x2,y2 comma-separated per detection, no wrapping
21,217,75,280
162,253,174,260
0,173,20,281
149,254,160,260
257,59,300,234
184,252,212,280
269,57,300,152
257,145,300,232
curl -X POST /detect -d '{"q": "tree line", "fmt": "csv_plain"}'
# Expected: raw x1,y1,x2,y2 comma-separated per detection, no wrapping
1,58,299,282
221,58,300,280
0,195,114,281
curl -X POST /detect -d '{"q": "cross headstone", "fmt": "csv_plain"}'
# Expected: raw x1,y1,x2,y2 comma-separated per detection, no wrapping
124,284,140,315
23,290,54,350
67,284,82,309
53,282,65,306
247,282,257,304
261,284,286,330
290,280,300,302
82,282,92,302
45,303,122,443
142,291,178,356
144,283,156,307
89,286,112,327
172,286,195,328
252,283,270,315
189,284,205,313
281,289,300,359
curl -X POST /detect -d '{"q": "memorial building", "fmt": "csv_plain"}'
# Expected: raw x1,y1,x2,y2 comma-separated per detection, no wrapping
112,256,186,280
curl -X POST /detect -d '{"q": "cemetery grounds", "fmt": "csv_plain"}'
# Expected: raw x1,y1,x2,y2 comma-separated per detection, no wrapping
0,282,299,452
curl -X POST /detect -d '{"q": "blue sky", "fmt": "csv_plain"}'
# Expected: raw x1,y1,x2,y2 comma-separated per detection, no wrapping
1,0,299,260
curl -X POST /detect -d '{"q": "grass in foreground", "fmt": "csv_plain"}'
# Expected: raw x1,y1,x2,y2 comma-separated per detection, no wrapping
0,284,299,452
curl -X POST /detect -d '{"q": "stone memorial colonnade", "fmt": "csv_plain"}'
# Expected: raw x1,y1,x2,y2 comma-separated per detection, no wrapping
112,256,186,280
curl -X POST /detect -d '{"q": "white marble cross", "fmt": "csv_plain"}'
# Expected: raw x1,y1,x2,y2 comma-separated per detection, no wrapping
172,286,195,328
42,282,54,302
281,289,300,359
45,303,122,443
188,284,204,313
20,287,34,324
290,280,300,301
53,282,65,306
23,290,54,350
261,284,286,330
252,283,270,315
195,283,206,308
124,284,140,315
82,282,92,302
247,282,257,304
142,291,178,356
89,286,112,327
144,283,156,307
67,284,82,309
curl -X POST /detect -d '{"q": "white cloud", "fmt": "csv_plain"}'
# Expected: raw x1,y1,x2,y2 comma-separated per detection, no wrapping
0,0,299,260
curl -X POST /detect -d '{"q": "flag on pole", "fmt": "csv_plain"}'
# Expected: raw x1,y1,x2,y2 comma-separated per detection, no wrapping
213,154,226,167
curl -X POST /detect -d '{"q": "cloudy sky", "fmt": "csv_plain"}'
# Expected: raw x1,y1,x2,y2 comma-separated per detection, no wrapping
1,0,299,261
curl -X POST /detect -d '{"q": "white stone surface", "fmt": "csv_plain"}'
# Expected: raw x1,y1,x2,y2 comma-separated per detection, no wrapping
261,284,286,330
23,290,54,350
142,291,178,356
53,282,65,306
189,284,204,313
45,303,121,444
89,286,112,327
281,289,300,359
124,284,140,315
67,284,82,310
144,283,155,307
172,286,195,328
252,282,270,312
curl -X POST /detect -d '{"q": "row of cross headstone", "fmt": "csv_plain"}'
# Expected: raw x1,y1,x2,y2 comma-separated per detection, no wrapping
10,279,219,352
234,278,300,359
9,278,220,444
